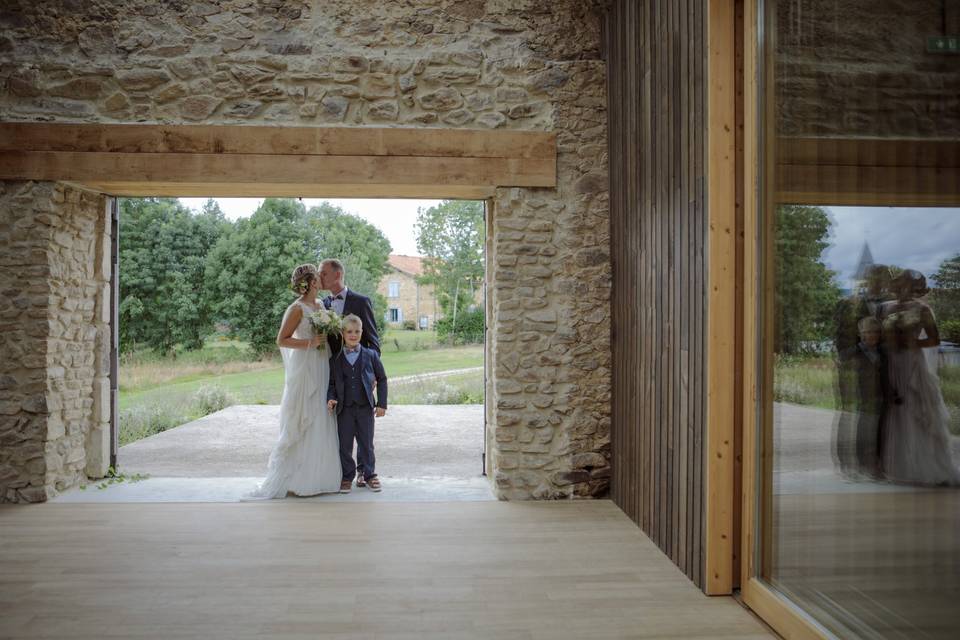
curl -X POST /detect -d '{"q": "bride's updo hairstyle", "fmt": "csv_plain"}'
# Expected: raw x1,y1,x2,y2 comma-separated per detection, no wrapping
290,264,318,295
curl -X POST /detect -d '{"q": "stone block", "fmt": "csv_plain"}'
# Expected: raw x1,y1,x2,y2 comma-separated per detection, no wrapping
419,88,462,111
116,69,171,91
92,377,110,425
85,422,110,479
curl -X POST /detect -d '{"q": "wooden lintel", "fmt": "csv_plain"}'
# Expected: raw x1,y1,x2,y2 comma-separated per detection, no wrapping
78,182,496,199
0,151,555,188
0,122,556,160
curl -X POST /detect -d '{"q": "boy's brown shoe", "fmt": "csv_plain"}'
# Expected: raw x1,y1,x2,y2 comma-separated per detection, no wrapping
339,480,352,494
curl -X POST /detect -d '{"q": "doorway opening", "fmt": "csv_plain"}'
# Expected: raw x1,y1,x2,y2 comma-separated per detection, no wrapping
62,195,491,503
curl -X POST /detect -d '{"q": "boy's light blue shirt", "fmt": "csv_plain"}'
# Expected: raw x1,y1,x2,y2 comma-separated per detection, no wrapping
344,345,361,366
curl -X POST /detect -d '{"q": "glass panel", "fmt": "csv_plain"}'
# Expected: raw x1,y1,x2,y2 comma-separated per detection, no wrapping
760,1,960,637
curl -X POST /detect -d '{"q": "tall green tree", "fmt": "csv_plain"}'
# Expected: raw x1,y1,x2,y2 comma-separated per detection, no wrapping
119,197,228,353
307,203,391,327
414,200,485,332
308,202,391,280
930,253,960,343
204,199,392,353
774,205,842,354
204,198,313,354
930,253,960,321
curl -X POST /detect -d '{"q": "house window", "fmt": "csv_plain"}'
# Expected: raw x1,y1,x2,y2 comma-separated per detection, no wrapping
388,281,400,298
389,308,401,323
419,315,429,329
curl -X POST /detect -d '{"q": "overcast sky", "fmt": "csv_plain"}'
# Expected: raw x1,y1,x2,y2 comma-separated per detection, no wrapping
824,207,960,288
179,197,448,256
180,199,959,286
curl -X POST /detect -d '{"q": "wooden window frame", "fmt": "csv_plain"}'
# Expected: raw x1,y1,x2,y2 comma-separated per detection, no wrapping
736,0,959,637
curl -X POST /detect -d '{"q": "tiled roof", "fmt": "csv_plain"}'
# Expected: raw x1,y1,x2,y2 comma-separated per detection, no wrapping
388,254,423,276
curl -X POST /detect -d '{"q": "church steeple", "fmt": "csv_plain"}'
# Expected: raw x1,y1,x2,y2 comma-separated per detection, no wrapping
853,242,874,281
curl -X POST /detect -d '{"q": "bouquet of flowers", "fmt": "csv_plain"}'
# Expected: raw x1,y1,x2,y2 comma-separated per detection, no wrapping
309,307,343,343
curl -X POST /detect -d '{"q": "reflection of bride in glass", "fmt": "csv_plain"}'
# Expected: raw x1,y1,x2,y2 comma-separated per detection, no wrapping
880,269,960,486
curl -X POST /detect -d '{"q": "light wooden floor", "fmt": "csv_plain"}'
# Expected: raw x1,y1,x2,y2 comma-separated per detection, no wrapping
0,500,773,640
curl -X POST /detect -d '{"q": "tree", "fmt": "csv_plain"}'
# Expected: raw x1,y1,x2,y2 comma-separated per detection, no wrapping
118,198,228,353
203,199,392,353
307,203,391,328
774,205,842,354
414,200,485,336
930,253,960,321
308,202,391,280
204,198,313,354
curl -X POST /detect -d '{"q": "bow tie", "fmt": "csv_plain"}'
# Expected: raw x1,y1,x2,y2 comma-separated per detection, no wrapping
331,294,343,301
345,347,359,353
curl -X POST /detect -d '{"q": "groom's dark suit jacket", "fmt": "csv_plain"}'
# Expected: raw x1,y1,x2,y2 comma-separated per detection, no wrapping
327,346,388,415
323,289,381,355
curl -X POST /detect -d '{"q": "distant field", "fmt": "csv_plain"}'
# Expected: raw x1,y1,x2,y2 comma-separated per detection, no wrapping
119,346,482,410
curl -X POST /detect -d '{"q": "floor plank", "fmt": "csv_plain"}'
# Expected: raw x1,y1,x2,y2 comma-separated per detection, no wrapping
0,501,773,639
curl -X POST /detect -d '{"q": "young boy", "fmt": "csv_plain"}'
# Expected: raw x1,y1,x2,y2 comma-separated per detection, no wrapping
327,314,388,493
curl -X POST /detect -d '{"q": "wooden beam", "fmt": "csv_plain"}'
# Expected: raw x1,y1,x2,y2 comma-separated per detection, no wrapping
705,0,737,596
775,137,960,206
78,182,496,199
0,122,555,159
0,123,557,193
0,151,555,188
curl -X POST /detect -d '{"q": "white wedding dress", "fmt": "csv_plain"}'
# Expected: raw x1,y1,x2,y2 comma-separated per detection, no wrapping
250,300,342,498
881,305,960,486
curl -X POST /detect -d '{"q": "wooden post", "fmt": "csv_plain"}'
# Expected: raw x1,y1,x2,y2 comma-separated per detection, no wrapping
704,0,738,596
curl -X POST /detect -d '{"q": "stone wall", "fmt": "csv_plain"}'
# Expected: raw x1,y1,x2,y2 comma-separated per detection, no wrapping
0,182,108,503
776,0,960,138
0,0,611,500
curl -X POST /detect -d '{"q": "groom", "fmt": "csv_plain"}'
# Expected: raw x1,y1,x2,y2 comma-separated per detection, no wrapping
319,258,381,355
319,258,382,486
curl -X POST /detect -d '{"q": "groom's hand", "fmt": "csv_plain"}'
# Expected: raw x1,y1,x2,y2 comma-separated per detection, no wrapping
375,407,386,418
327,399,337,412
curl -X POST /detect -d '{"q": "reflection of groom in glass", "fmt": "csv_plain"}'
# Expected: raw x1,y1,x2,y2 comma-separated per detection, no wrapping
833,265,891,478
836,316,887,479
320,258,381,355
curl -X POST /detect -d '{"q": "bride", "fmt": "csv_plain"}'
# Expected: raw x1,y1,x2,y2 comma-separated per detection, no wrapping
880,269,960,486
250,264,343,498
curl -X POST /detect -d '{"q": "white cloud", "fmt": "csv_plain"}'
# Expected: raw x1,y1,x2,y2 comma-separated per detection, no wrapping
824,206,960,286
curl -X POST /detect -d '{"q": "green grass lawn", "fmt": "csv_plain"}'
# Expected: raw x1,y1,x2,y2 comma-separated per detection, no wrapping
120,345,483,410
117,337,483,446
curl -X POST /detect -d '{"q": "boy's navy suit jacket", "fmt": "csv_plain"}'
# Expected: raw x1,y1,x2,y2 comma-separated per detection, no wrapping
327,345,388,415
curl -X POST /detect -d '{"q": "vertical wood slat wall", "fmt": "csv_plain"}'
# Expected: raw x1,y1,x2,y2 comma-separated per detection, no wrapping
605,0,708,587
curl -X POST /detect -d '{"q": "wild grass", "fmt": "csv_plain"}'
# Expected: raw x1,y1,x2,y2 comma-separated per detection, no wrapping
391,370,484,405
120,340,277,393
774,353,960,434
119,385,235,446
117,331,484,444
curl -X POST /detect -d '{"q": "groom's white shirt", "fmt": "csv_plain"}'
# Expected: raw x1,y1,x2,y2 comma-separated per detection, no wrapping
330,286,348,316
